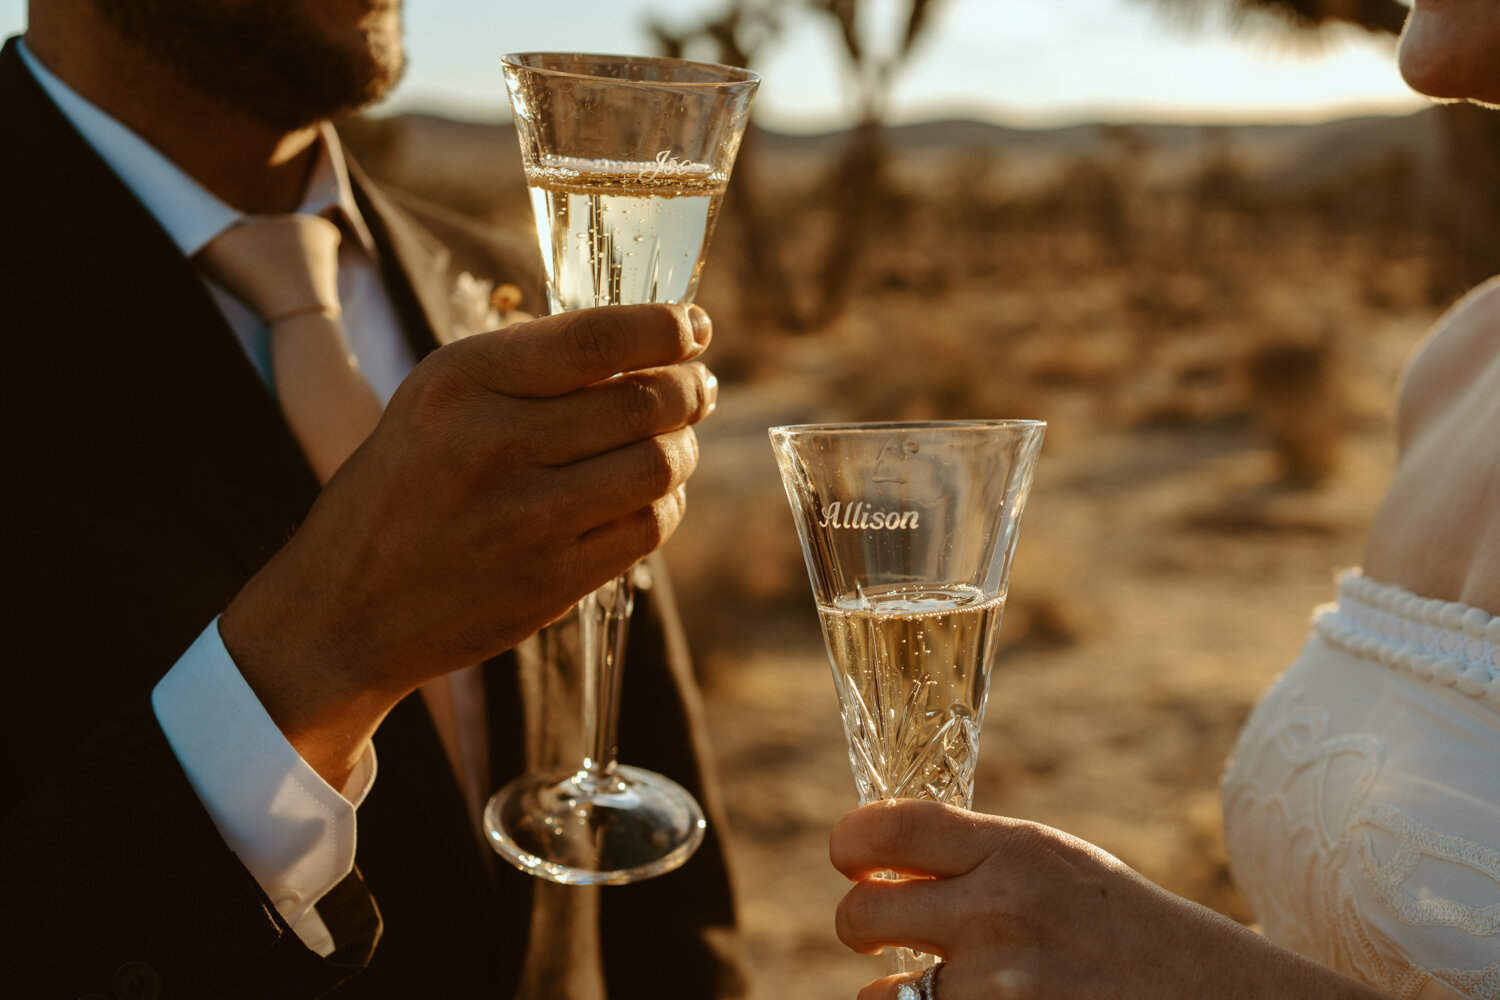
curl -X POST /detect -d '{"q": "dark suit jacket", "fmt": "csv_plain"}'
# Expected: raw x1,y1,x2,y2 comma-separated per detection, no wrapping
0,36,741,1000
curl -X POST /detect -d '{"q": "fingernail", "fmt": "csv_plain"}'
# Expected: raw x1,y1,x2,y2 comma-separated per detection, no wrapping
688,305,711,347
703,369,719,416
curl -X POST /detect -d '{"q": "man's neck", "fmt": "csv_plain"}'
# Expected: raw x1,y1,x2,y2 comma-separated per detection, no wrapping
24,13,319,214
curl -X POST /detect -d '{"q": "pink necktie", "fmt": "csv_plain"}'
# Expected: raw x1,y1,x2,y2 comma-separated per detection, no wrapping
201,215,484,802
198,214,383,485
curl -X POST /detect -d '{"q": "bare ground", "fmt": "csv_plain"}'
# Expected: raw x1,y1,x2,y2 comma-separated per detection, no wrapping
345,112,1447,995
666,239,1439,998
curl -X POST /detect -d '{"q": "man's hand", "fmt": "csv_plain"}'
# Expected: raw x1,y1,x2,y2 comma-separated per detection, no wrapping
221,303,716,784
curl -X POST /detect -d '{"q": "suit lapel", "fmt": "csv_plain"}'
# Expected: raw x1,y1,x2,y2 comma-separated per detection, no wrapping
373,693,502,897
0,38,318,577
344,158,514,896
347,159,460,352
3,35,514,918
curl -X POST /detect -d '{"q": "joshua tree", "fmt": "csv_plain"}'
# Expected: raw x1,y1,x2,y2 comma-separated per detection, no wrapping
652,0,944,331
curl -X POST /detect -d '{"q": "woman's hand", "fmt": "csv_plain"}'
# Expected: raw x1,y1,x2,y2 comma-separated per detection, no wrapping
830,799,1390,1000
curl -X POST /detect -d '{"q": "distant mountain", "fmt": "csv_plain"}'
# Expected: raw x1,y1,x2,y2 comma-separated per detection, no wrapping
348,107,1445,205
872,113,1442,192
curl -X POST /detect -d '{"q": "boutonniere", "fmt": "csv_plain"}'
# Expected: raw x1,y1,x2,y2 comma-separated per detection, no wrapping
449,272,533,340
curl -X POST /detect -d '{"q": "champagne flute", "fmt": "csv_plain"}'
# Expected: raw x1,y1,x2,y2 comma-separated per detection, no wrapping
483,53,758,885
769,420,1046,973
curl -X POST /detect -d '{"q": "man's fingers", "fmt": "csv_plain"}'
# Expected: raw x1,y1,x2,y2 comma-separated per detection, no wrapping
529,361,718,466
570,485,690,592
546,429,698,537
460,303,711,398
831,799,1008,880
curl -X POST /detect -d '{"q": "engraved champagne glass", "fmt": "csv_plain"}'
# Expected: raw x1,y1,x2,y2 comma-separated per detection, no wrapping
483,53,758,885
769,420,1045,973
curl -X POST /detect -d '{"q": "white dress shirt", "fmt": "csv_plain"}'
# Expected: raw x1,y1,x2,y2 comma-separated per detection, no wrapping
19,40,417,956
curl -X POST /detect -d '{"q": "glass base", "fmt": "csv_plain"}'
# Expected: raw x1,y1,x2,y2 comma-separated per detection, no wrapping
483,764,706,885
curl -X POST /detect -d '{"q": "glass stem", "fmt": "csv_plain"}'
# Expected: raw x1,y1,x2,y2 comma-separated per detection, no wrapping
578,570,635,777
885,945,934,976
875,869,936,975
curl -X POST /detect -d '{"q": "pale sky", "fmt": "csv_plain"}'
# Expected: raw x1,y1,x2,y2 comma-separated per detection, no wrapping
0,0,1426,129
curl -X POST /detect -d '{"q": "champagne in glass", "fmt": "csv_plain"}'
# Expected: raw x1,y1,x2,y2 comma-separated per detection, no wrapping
528,156,727,310
770,420,1046,974
820,584,1005,807
483,53,757,886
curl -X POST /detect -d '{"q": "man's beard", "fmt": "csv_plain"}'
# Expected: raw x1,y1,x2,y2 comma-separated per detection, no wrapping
92,0,405,131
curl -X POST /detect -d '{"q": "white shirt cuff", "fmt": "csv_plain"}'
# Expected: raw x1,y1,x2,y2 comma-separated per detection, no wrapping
151,618,376,955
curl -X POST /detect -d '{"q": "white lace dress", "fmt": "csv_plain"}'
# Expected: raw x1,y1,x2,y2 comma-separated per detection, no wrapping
1222,571,1500,999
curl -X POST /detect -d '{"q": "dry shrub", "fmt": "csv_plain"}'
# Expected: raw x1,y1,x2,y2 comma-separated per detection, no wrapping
1015,328,1134,390
1245,334,1342,486
817,307,1048,424
1126,270,1215,330
1174,789,1253,923
663,448,821,687
998,590,1082,656
1120,330,1246,429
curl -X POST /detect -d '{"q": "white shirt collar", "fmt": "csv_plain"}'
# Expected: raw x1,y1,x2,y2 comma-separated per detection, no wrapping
17,37,378,258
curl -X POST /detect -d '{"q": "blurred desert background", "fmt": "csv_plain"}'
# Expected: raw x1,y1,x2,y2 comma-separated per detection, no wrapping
338,2,1500,995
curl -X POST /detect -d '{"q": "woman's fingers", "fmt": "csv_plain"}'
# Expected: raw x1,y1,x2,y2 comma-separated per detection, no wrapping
836,875,954,958
856,972,930,1000
831,800,1398,1000
858,964,1030,1000
831,799,1009,880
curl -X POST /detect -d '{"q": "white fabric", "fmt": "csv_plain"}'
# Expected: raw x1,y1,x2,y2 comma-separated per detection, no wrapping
153,622,375,956
1222,570,1500,1000
17,39,447,955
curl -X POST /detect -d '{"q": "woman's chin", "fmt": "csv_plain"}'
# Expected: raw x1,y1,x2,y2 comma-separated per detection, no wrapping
1398,8,1500,105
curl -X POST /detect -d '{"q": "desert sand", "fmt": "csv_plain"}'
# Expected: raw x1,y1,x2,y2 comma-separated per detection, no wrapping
350,110,1446,997
666,140,1439,996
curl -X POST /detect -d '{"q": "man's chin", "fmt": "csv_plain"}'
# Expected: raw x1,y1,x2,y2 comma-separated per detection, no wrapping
91,0,406,132
209,30,403,131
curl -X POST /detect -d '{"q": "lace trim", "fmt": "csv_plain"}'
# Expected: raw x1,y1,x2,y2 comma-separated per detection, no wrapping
1312,572,1500,709
1437,962,1500,997
1224,687,1500,999
1357,802,1500,936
